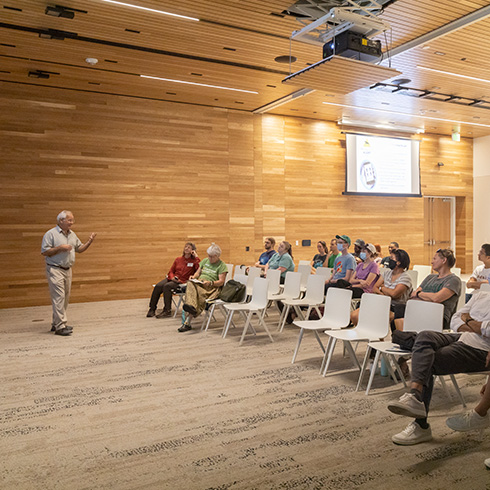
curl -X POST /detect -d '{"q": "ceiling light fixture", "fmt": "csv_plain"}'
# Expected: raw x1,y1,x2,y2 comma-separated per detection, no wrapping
140,75,257,94
45,5,75,18
417,65,490,84
101,0,199,21
322,101,490,128
253,88,313,114
338,118,424,134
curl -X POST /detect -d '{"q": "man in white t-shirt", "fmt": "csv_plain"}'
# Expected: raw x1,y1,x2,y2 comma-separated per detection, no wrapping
466,243,490,302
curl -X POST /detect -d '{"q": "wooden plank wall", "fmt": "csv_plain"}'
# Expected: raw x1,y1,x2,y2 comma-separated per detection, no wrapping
0,83,473,308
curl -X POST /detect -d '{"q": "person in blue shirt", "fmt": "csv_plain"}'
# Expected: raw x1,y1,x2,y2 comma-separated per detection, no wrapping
255,237,277,271
324,234,357,292
265,240,295,284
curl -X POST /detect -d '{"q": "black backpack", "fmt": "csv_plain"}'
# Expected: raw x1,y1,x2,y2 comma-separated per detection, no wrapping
219,280,246,303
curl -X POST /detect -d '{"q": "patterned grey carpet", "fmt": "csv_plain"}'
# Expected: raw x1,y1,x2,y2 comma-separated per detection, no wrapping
1,299,489,489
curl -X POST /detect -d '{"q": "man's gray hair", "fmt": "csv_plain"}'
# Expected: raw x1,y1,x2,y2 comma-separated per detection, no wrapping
57,210,73,223
207,243,221,257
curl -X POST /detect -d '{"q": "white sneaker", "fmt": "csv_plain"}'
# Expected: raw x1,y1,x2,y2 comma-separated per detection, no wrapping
446,410,490,432
392,421,432,446
388,392,427,418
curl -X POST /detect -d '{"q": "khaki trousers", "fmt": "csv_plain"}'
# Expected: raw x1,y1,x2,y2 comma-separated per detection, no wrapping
184,281,220,316
46,265,72,330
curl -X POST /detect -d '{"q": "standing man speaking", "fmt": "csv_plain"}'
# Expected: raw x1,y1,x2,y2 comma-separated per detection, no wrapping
41,210,96,336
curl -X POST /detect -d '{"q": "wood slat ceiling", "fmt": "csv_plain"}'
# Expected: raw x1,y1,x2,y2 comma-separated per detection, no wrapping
2,0,490,137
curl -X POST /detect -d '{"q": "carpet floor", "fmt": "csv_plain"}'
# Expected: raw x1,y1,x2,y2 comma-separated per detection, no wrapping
1,299,489,489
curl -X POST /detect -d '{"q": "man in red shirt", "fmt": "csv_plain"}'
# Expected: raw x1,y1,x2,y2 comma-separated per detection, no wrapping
147,242,200,318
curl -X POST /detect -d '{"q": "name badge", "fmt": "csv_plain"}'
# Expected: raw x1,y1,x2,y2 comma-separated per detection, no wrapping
187,263,194,267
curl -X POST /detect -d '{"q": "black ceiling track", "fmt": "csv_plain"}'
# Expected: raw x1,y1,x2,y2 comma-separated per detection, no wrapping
370,82,490,110
0,22,290,75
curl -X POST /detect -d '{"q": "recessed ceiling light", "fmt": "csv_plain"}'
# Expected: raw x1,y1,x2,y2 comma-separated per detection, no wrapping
140,75,258,94
432,86,441,90
422,45,431,50
101,0,199,21
434,51,445,56
418,65,490,84
274,55,297,63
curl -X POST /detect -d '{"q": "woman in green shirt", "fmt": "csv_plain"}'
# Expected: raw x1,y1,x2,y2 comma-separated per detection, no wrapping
179,243,228,332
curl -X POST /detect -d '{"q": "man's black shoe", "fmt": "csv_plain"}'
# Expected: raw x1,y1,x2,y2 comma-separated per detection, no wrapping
51,325,73,332
55,327,72,336
146,309,156,318
156,310,172,318
178,324,192,332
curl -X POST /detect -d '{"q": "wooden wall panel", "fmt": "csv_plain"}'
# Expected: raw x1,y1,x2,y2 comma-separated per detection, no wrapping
0,83,473,308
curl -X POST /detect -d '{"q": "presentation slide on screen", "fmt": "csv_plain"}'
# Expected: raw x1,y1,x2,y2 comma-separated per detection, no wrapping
345,134,420,195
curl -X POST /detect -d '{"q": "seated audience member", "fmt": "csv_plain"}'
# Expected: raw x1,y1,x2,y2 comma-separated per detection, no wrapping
255,237,277,271
350,248,412,329
326,238,340,269
147,242,200,318
311,240,328,271
324,235,356,290
466,243,490,302
380,241,399,267
446,354,490,469
353,238,366,264
265,240,295,284
374,244,382,265
387,290,490,446
348,243,380,298
395,248,461,331
179,243,227,332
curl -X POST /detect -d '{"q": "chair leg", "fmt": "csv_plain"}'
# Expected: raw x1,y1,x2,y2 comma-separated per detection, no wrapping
239,312,253,346
320,337,333,374
365,348,381,395
356,347,371,392
322,338,337,376
279,305,290,332
343,341,361,371
449,374,467,408
388,354,407,388
292,328,305,364
259,311,274,343
222,310,234,338
173,295,183,318
313,330,326,353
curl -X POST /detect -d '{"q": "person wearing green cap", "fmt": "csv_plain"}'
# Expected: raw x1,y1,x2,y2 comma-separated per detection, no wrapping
324,234,356,291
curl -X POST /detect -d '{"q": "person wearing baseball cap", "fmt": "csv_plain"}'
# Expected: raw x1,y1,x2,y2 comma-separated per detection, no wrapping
324,235,356,291
353,238,366,263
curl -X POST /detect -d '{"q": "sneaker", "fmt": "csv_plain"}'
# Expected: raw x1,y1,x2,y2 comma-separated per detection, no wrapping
156,310,172,318
446,410,490,432
388,392,427,418
392,421,432,446
54,327,72,336
51,325,73,332
178,324,192,332
146,309,156,318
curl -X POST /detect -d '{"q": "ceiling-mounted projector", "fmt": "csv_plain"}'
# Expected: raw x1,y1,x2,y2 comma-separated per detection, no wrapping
323,30,381,62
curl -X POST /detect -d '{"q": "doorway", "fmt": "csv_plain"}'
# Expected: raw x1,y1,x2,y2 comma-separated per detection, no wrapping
423,196,455,264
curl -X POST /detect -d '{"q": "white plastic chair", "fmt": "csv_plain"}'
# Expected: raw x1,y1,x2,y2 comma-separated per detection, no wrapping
451,267,461,277
322,293,391,376
356,300,444,394
265,269,282,297
291,287,353,364
316,267,333,278
234,265,247,276
268,271,302,324
297,264,311,292
246,267,262,296
278,274,326,332
480,283,490,292
201,273,248,332
224,264,234,283
405,269,418,290
299,260,311,266
223,277,273,345
413,265,431,288
456,280,466,312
